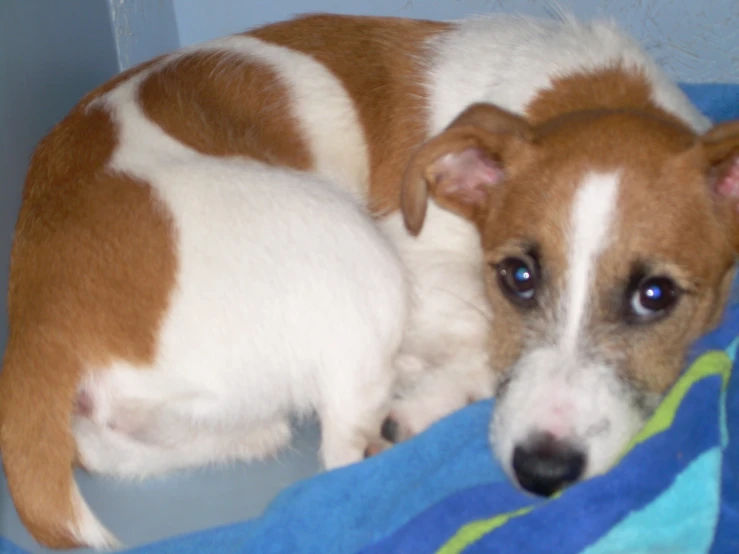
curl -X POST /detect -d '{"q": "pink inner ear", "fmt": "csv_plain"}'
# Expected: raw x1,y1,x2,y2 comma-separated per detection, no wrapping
716,157,739,206
432,147,504,205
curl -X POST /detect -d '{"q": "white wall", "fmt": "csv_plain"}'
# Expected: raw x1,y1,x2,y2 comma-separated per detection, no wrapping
171,0,739,83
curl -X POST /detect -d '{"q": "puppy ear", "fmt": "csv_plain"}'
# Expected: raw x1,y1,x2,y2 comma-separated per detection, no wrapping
702,120,739,251
401,103,531,235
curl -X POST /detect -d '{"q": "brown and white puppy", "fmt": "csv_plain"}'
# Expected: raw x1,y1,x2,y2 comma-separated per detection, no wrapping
402,101,739,496
0,11,737,550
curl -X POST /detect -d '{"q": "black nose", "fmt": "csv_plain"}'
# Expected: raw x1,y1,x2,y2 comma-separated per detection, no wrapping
512,434,585,497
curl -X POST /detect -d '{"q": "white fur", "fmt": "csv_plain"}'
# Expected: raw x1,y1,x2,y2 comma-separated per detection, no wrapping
561,172,619,352
379,204,494,438
490,172,643,481
194,36,371,199
491,347,645,482
426,14,711,135
68,484,121,550
74,156,407,537
75,154,408,470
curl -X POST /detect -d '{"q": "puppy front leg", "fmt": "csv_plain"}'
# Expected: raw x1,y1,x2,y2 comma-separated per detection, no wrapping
383,354,495,443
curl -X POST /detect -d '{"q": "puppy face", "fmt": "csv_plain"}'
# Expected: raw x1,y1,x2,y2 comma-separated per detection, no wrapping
402,103,739,494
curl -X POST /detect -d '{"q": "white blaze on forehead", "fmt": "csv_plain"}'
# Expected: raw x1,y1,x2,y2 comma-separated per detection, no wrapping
560,172,620,353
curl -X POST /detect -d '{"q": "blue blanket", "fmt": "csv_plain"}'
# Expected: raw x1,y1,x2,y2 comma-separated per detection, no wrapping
2,85,738,554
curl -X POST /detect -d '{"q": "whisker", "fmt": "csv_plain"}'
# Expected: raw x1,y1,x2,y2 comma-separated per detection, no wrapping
431,286,494,324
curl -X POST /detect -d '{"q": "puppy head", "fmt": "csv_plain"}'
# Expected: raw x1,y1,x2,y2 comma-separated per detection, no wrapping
403,103,739,495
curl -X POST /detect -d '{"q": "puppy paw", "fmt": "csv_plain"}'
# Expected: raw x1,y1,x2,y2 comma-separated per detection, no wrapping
380,413,415,443
363,437,394,458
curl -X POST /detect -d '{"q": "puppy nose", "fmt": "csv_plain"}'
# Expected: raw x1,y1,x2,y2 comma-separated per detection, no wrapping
512,434,585,497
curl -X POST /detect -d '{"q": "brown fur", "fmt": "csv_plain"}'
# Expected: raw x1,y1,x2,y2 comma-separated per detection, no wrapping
524,66,686,127
252,14,450,214
139,54,312,166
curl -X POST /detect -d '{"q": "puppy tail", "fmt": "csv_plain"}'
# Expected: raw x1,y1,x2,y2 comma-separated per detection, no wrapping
0,338,119,550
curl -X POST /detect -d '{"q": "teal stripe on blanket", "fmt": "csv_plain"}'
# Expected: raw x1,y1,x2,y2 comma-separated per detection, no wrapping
582,448,722,554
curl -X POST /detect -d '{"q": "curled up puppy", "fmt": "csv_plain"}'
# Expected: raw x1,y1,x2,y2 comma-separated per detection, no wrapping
3,11,738,551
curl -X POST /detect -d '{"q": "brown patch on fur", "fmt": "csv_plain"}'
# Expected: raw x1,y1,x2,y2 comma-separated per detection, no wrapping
139,53,312,167
0,102,177,546
524,66,687,128
252,14,450,215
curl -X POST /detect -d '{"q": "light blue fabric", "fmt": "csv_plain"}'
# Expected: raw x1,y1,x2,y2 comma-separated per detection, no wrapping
583,448,721,554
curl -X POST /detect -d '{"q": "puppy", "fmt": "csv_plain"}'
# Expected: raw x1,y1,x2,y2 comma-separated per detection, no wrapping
1,11,735,550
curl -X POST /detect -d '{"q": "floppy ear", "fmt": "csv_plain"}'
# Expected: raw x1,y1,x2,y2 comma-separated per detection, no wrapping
401,103,532,235
702,120,739,251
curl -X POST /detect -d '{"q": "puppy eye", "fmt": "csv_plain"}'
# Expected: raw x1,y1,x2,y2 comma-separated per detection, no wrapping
629,276,679,320
497,256,538,306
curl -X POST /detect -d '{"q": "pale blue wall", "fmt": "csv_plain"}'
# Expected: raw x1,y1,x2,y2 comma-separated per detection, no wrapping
108,0,180,70
0,0,121,354
172,0,739,83
0,0,179,350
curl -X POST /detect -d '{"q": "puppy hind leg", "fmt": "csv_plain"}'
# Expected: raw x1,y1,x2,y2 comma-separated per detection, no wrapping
74,415,293,479
74,380,293,478
111,398,293,460
77,372,290,453
223,418,293,461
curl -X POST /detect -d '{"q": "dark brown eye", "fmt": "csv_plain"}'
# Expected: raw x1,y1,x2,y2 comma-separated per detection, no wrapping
497,256,537,306
629,276,679,320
